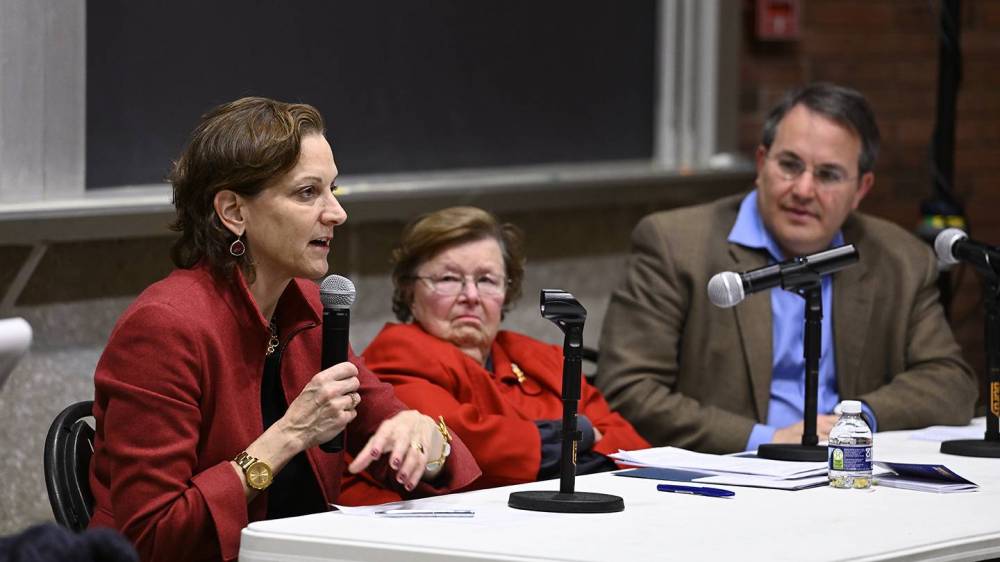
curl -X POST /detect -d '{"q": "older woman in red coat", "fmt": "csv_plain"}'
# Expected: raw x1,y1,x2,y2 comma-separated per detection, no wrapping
339,207,647,505
88,98,480,562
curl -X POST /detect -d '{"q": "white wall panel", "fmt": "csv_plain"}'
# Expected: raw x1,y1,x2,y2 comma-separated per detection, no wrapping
0,0,84,204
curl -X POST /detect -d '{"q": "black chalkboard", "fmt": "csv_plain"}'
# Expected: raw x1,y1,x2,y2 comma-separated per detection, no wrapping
86,1,655,188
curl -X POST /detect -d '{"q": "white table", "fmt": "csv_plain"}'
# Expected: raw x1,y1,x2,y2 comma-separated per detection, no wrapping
239,424,1000,562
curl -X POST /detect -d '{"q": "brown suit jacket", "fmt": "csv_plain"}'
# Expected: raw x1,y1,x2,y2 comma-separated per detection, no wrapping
595,193,978,454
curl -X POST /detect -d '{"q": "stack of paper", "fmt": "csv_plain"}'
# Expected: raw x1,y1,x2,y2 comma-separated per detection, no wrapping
611,447,830,490
695,472,829,490
613,447,826,477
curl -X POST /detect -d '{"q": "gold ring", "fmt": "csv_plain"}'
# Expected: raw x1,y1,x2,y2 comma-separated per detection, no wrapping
351,393,360,407
411,441,424,454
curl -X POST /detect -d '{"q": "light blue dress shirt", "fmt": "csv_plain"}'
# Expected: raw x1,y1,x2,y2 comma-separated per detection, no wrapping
728,192,876,452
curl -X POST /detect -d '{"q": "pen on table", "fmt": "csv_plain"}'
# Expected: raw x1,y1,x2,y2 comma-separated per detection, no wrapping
656,484,735,498
376,509,475,518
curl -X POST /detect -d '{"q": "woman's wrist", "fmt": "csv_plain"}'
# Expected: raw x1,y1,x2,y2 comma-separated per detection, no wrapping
422,416,452,480
231,423,301,499
259,417,306,465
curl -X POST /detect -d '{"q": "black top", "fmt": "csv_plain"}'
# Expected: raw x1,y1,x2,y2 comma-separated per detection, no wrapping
261,348,326,519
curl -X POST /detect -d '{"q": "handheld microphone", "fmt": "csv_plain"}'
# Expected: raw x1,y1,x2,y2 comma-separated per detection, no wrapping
318,274,356,453
707,244,859,308
934,228,1000,276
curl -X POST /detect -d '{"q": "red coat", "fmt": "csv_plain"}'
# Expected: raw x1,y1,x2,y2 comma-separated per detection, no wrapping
340,323,648,505
89,266,480,562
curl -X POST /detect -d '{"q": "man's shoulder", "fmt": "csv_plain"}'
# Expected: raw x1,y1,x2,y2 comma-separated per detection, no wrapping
635,192,745,239
640,192,744,227
847,212,932,260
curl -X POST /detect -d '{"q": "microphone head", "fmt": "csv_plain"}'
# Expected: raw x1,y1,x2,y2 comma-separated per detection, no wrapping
707,271,745,308
934,228,968,267
319,275,356,309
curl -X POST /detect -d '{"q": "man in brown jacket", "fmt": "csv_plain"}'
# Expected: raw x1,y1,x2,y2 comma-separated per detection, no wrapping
595,83,977,454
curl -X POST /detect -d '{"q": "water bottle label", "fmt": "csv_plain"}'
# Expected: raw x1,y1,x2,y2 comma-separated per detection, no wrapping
828,444,872,472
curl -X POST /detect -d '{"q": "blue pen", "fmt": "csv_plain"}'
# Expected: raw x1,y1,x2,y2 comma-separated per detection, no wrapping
656,484,735,498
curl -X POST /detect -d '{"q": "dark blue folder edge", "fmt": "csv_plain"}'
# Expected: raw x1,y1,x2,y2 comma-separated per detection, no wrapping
614,467,720,482
876,462,976,486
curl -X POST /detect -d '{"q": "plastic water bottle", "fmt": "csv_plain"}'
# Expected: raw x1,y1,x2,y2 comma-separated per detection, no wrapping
828,400,872,489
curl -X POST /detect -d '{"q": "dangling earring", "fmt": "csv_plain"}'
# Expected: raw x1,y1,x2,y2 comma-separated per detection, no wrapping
229,235,246,257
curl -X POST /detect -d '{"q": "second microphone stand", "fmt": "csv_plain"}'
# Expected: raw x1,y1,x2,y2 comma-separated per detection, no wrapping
508,290,624,513
941,265,1000,457
757,270,829,462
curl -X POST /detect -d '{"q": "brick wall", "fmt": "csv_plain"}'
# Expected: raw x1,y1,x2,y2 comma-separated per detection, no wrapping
739,0,1000,408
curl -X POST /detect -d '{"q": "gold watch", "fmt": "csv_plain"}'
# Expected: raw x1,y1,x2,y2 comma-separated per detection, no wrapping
234,451,273,491
425,416,453,471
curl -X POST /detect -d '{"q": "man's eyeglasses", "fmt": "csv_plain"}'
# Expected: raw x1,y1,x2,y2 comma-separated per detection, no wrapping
411,273,508,297
768,154,857,190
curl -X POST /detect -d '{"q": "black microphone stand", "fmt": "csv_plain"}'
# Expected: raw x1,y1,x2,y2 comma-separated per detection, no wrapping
941,270,1000,457
508,290,624,513
757,267,829,462
920,0,966,318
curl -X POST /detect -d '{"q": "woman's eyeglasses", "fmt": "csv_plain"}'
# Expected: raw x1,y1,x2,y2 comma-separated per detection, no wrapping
411,273,508,297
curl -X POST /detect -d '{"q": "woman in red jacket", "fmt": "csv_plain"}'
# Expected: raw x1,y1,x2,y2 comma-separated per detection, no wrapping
341,206,648,505
88,98,480,562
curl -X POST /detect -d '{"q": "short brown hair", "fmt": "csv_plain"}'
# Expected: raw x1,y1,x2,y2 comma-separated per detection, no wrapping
761,82,880,175
391,206,525,322
169,96,325,280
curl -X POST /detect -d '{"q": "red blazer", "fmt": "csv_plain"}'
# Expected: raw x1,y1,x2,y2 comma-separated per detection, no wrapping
340,323,648,505
89,266,480,562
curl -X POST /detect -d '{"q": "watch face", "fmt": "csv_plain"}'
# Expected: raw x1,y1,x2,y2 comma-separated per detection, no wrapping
247,462,273,490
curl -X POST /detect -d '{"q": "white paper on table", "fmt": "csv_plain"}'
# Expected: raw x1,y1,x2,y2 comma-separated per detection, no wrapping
332,500,477,517
693,465,891,490
694,473,830,490
611,446,827,478
906,419,986,442
331,500,422,516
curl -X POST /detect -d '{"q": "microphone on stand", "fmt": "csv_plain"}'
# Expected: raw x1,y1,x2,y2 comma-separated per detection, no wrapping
706,244,860,462
933,229,1000,459
318,274,356,453
934,228,1000,276
707,244,859,308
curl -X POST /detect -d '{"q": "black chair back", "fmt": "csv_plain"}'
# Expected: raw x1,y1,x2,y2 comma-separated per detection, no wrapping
43,400,95,532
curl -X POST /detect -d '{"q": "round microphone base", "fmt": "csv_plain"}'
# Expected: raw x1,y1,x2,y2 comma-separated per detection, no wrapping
940,438,1000,458
508,490,624,513
757,443,828,462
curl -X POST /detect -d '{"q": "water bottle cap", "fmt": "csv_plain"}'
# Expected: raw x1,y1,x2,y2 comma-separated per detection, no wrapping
840,400,862,414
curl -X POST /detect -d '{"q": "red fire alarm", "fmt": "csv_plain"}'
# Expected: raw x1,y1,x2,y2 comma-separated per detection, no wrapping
756,0,800,41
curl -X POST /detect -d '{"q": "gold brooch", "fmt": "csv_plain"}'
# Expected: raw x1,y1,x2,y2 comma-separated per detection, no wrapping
511,363,526,384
